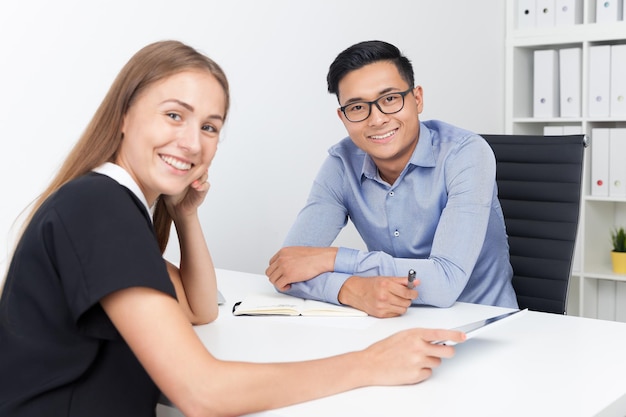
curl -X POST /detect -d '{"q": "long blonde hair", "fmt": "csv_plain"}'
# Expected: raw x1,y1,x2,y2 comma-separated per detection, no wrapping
21,40,230,253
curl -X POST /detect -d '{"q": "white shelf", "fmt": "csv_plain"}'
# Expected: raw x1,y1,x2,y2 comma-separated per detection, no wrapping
509,23,626,46
505,0,626,322
583,270,626,282
585,196,626,203
513,117,584,123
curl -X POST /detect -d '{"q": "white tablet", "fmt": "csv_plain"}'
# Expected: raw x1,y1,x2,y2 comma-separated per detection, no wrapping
435,308,528,345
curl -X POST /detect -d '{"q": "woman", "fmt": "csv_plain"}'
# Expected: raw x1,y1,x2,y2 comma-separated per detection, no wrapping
0,40,465,417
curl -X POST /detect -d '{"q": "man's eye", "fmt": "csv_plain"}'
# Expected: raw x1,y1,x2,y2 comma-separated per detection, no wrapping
348,104,364,112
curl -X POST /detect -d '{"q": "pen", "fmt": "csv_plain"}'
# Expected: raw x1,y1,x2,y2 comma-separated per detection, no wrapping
407,269,416,289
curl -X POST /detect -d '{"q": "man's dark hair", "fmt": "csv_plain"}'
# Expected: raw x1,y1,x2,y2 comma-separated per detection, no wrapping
326,40,415,99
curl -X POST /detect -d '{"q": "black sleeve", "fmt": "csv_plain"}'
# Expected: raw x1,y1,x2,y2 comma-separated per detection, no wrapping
43,174,175,339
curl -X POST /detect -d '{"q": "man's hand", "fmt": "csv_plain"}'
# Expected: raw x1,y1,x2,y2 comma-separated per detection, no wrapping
338,276,419,318
266,246,338,291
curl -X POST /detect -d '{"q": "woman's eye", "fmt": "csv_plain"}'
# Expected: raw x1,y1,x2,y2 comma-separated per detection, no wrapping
167,113,181,121
202,124,217,133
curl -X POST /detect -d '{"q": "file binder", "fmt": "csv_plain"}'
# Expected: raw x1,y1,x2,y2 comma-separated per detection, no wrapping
591,128,610,197
544,126,564,135
610,45,626,118
559,47,581,117
536,0,556,27
609,129,626,198
543,125,583,135
563,125,583,134
572,234,582,272
517,0,536,28
595,0,623,23
588,45,611,118
533,49,559,118
555,0,582,26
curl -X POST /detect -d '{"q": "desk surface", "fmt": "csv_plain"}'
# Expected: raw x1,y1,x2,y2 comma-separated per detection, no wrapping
192,269,626,417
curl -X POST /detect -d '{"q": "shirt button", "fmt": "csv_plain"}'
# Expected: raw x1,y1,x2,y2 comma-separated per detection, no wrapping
394,230,400,237
389,191,394,196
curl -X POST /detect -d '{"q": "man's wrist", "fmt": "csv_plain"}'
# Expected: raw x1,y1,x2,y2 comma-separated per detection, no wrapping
337,275,357,306
325,247,339,272
333,247,360,274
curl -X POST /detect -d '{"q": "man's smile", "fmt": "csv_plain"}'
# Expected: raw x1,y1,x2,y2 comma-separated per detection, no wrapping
369,128,398,142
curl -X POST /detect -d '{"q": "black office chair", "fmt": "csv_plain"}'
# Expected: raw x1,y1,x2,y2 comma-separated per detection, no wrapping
481,134,586,314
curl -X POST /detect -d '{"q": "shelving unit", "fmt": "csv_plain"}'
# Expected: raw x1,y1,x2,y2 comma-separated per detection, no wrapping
505,0,626,321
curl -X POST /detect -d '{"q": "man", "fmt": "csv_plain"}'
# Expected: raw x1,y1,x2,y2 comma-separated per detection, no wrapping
266,40,517,318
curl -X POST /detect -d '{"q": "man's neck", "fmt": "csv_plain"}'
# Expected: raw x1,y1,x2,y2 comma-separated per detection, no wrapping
375,149,414,185
377,166,402,185
373,128,420,185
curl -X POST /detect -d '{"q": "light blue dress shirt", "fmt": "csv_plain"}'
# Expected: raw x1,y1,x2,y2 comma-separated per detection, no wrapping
282,120,518,309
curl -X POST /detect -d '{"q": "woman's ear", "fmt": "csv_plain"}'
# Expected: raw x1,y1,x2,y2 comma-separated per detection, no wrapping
120,114,127,137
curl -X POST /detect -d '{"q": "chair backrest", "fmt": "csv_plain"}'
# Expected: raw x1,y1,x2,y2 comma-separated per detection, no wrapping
481,134,586,314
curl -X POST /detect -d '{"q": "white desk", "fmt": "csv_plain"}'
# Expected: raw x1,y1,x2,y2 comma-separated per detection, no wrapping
188,269,626,417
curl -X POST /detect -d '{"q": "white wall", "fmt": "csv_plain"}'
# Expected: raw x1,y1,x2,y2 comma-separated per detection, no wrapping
0,0,505,276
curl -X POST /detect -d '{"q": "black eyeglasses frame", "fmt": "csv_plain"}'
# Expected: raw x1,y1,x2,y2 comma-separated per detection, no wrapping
339,88,414,123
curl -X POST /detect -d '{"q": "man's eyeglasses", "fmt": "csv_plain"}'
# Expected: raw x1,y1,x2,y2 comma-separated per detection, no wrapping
339,88,413,123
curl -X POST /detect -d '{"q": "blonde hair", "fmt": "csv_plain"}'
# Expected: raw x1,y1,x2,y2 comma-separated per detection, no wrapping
22,40,230,253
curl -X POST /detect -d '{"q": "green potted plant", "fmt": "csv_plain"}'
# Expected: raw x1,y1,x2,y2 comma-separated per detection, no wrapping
611,227,626,274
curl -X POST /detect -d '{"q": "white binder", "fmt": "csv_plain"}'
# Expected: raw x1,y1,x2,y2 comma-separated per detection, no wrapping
559,47,581,117
609,128,626,198
563,125,583,134
533,49,559,118
572,229,582,272
596,0,623,23
544,125,564,135
591,128,610,197
536,0,556,27
555,0,582,26
517,0,536,28
588,45,611,118
610,44,626,118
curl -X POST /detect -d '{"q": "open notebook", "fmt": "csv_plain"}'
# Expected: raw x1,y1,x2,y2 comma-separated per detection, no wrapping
232,293,367,317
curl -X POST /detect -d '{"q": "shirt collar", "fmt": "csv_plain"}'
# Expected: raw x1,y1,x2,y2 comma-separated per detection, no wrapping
361,122,437,181
92,162,153,221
